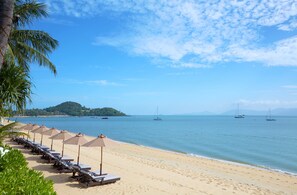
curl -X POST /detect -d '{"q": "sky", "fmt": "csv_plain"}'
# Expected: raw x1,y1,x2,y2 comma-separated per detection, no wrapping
27,0,297,115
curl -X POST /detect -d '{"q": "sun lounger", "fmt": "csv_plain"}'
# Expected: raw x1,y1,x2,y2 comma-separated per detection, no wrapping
52,155,76,173
71,163,92,177
78,169,120,187
56,159,75,173
41,150,60,163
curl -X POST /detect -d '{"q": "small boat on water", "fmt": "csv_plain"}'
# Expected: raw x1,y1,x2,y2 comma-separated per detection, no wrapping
266,109,276,121
153,106,162,121
101,117,109,119
234,114,245,119
154,116,162,121
234,104,245,119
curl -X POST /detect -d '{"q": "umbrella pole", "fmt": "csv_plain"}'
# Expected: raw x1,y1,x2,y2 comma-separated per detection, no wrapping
62,142,64,157
51,139,53,150
27,130,30,140
33,133,35,142
41,134,43,145
100,146,103,175
77,145,80,165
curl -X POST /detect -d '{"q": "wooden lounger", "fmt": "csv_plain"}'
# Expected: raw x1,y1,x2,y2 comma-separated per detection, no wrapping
78,170,120,187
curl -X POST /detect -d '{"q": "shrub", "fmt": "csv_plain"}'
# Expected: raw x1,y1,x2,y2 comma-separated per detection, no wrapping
0,148,56,194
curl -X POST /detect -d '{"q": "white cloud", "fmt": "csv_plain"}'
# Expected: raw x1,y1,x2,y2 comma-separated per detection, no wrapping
226,36,297,66
171,63,211,69
278,18,297,31
45,18,74,25
61,79,123,86
84,80,123,86
46,0,297,67
239,99,297,108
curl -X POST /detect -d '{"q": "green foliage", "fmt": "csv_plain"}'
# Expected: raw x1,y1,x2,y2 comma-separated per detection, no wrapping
6,0,58,74
21,101,126,116
25,108,53,116
0,0,58,117
0,122,28,145
90,107,126,116
45,101,88,116
0,63,32,116
0,149,56,194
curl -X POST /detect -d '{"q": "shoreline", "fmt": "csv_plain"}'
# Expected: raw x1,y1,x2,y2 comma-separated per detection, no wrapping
8,120,297,176
123,140,297,177
6,122,297,194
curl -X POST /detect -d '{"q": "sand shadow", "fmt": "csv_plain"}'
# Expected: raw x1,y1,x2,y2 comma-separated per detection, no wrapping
46,174,80,185
66,182,85,189
32,164,60,173
9,144,26,150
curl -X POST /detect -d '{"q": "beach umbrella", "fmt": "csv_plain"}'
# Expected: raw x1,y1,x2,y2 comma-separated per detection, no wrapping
83,134,106,175
43,128,60,150
64,133,88,165
49,130,72,156
31,125,48,145
21,123,32,139
25,124,40,140
22,123,32,130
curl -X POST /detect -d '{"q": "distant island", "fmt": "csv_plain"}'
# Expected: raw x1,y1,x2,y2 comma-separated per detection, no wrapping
18,101,126,117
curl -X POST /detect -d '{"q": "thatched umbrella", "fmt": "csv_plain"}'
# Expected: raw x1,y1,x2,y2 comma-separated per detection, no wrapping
64,133,88,165
42,128,60,150
22,123,32,130
25,124,40,140
22,123,33,139
49,130,72,156
83,134,106,175
31,125,48,145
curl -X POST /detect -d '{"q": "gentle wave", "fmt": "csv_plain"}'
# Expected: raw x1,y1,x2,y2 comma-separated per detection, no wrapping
13,115,297,174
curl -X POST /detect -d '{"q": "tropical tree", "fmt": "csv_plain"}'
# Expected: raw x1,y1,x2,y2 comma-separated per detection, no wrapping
0,0,15,68
6,0,58,74
0,122,27,145
0,61,32,116
0,0,58,118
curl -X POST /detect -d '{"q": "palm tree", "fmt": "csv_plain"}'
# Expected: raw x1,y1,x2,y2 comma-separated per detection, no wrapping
5,0,58,74
0,122,28,145
0,0,15,68
0,62,32,116
0,0,58,117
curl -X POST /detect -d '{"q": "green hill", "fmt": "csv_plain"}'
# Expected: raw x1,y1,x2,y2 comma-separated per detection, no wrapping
22,101,126,116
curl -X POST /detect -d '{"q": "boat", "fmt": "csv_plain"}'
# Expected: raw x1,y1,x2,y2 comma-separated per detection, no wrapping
153,107,162,121
234,114,245,118
266,109,276,121
234,104,245,118
101,117,108,119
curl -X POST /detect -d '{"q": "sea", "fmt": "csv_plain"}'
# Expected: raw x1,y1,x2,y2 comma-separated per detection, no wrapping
11,115,297,175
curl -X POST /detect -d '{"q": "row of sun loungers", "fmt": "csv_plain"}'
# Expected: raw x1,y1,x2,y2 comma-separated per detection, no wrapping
13,137,120,187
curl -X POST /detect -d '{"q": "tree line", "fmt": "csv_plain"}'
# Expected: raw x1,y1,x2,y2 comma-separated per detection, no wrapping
20,101,126,116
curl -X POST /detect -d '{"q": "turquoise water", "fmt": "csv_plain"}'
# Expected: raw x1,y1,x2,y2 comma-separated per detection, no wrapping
13,115,297,174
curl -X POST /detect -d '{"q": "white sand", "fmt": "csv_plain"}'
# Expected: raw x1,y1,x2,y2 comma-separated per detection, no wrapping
6,125,297,195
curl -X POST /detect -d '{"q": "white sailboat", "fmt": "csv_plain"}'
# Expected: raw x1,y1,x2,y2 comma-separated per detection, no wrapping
266,109,276,121
154,107,162,121
234,104,245,118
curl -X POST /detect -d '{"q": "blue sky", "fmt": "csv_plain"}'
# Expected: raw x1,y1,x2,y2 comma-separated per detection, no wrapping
28,0,297,115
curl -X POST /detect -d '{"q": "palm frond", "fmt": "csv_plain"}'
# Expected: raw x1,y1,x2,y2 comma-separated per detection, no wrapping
0,131,29,139
3,45,16,66
0,64,32,114
16,42,57,74
8,29,58,74
14,0,48,27
0,122,19,132
10,30,58,54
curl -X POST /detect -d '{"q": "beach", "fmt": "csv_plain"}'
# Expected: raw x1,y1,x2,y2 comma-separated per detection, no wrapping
6,126,297,195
